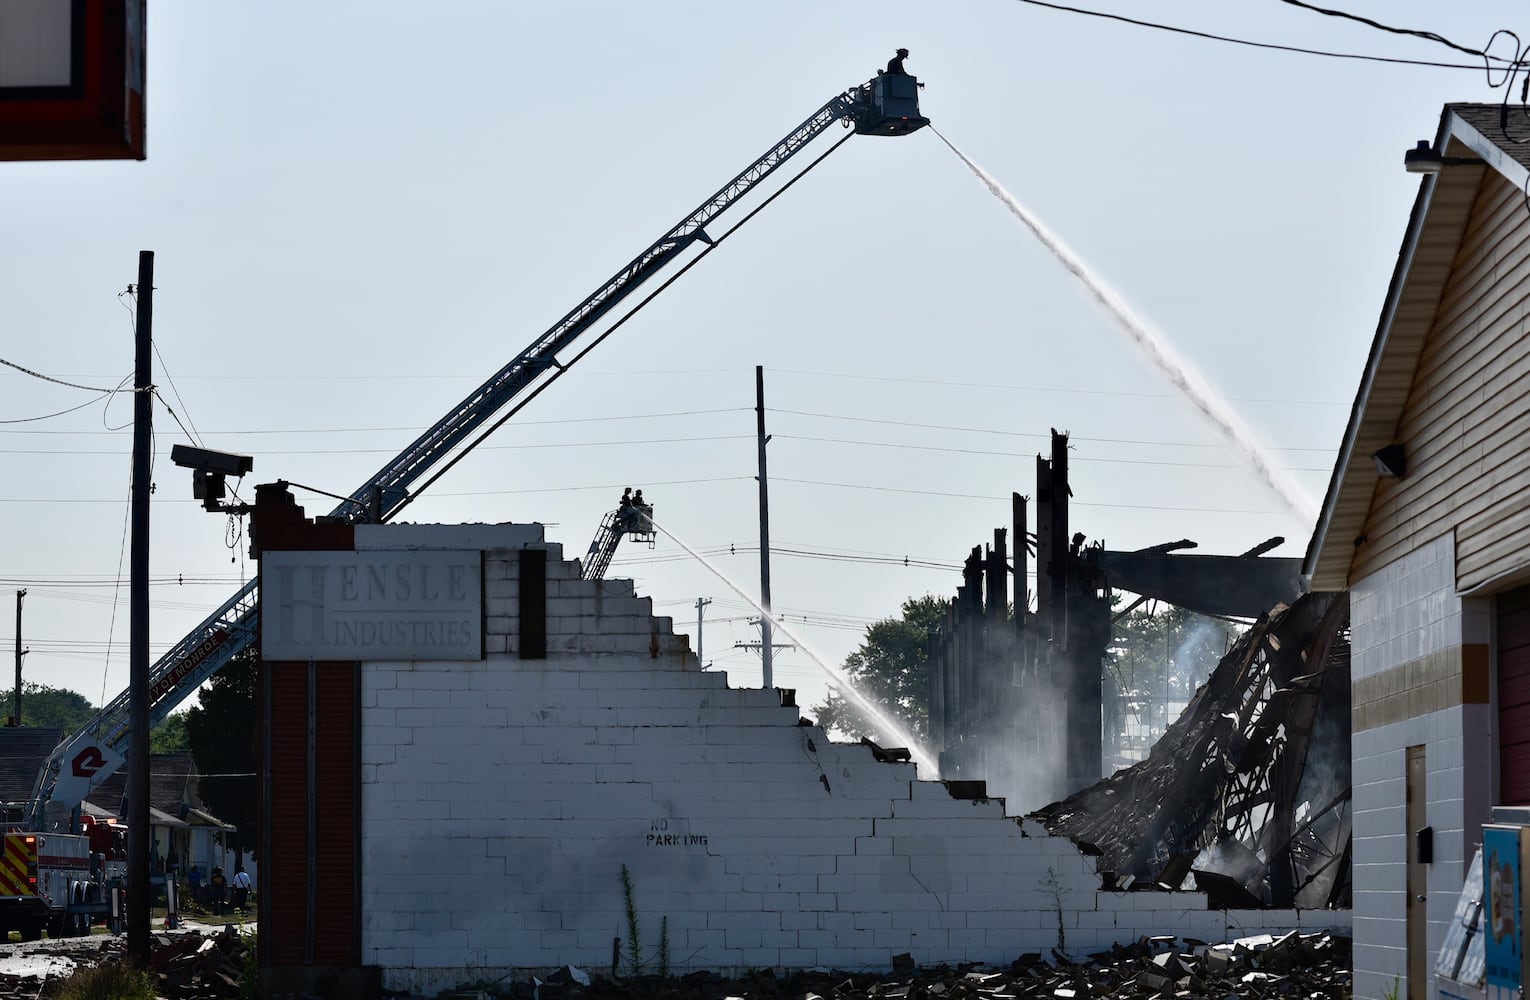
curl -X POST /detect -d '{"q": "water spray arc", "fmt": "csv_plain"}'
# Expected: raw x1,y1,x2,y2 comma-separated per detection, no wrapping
645,516,940,777
930,128,1318,524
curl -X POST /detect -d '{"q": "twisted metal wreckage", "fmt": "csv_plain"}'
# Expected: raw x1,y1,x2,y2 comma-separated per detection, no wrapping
1036,591,1352,910
923,430,1351,910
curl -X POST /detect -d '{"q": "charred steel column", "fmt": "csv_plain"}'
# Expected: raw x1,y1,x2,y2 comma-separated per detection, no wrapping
1052,431,1101,794
988,530,1008,706
1012,494,1028,625
1034,448,1062,799
1049,431,1070,647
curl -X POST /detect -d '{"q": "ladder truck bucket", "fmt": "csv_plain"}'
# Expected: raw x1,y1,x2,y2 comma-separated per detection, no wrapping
616,502,656,547
852,74,930,136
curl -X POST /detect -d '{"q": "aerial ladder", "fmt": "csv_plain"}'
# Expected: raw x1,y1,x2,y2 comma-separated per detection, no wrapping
26,66,930,831
583,492,656,582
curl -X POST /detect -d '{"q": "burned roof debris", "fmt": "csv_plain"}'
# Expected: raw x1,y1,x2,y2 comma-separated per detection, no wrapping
926,430,1350,910
1036,592,1351,909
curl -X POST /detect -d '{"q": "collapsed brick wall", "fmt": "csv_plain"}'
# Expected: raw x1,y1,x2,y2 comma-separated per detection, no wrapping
353,525,1348,996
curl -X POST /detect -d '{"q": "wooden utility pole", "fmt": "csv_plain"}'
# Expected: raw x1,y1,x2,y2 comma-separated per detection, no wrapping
12,589,24,726
128,250,153,964
694,597,711,668
755,366,774,690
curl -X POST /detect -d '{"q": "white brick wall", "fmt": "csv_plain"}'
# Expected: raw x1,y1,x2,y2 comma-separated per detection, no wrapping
355,534,1349,995
1351,533,1461,681
1350,533,1494,1000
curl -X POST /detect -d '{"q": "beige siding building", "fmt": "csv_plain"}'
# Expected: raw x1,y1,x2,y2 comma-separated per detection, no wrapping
1305,104,1530,1000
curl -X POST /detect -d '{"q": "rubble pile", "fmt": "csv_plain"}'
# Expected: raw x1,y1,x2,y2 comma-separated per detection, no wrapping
148,926,251,998
458,930,1350,1000
0,928,250,1000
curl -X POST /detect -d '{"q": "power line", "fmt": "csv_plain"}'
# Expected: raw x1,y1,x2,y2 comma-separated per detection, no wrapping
1272,0,1487,59
617,544,961,573
0,407,752,436
0,434,754,456
0,392,114,425
772,476,1287,515
0,356,123,394
773,367,1347,406
1007,0,1494,70
150,330,204,445
773,433,1332,471
0,576,241,588
772,408,1338,453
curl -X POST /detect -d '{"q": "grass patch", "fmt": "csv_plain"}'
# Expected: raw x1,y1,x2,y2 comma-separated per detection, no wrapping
44,960,156,1000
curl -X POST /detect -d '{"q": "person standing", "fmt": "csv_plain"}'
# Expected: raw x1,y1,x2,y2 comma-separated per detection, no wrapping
886,48,910,75
232,866,252,913
209,866,227,916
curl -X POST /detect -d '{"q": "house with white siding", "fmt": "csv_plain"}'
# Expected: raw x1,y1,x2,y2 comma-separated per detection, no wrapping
1303,103,1530,1000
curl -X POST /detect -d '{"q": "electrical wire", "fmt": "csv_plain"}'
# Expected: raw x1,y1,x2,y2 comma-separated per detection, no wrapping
771,367,1347,407
100,472,131,707
151,346,203,446
0,427,1337,469
771,408,1337,453
0,357,120,394
0,576,241,588
773,433,1331,471
1271,0,1487,59
152,389,201,445
0,392,113,425
772,476,1285,515
617,544,961,572
1007,0,1492,70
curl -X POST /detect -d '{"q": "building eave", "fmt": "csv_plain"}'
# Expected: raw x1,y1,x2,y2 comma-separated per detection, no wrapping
1303,107,1502,591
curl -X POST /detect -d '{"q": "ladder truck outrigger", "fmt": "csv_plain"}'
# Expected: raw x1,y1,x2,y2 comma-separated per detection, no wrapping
25,65,930,846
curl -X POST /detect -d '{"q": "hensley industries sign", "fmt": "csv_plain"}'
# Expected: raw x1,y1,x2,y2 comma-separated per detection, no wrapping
262,551,484,661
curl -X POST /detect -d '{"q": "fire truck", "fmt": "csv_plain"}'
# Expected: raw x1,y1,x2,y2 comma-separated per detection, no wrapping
0,816,124,940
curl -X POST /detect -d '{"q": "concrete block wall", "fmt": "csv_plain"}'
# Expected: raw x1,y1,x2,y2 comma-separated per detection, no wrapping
1350,532,1493,1000
355,531,1348,995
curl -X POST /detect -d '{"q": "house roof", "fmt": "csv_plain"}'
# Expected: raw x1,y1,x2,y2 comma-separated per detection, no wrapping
186,807,235,831
1303,104,1530,591
84,751,198,819
0,728,61,806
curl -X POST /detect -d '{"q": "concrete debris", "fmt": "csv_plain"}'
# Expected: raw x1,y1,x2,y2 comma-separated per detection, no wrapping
0,927,250,1000
0,928,1347,1000
483,931,1349,1000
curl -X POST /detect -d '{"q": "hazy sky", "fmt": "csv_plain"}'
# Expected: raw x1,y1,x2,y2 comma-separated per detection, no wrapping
1,1,1519,723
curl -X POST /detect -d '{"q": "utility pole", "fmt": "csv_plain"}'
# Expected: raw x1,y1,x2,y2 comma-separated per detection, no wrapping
12,589,25,726
694,597,712,668
127,251,153,964
755,366,774,689
734,618,794,660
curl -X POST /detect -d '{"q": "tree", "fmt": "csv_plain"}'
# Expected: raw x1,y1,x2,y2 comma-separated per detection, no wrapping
184,649,257,856
150,712,190,753
15,681,94,733
811,595,946,744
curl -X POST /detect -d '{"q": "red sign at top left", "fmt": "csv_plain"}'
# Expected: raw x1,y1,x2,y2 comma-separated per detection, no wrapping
0,0,146,161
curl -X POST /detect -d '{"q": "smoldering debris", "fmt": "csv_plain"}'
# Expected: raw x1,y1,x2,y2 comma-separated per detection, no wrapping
1034,592,1351,909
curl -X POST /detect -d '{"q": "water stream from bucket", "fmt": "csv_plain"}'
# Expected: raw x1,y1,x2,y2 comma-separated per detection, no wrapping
931,127,1318,524
646,517,940,777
